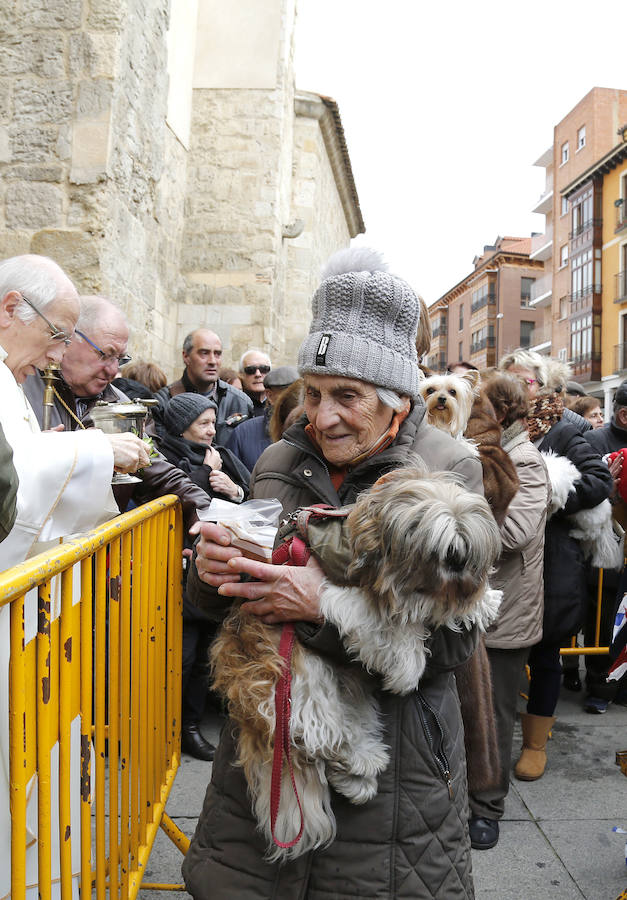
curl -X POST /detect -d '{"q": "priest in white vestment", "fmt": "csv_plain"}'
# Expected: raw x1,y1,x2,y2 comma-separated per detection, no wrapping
0,255,151,899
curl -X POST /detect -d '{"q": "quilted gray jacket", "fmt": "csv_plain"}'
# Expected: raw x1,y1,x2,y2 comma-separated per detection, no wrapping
183,406,483,899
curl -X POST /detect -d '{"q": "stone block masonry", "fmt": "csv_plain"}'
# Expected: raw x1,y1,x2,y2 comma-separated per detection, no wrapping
0,0,363,379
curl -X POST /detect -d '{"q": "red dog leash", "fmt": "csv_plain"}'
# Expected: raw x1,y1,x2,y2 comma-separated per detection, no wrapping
269,534,310,850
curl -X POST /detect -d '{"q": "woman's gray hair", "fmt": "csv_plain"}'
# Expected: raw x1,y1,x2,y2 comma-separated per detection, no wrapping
498,348,547,387
375,386,407,411
0,255,61,324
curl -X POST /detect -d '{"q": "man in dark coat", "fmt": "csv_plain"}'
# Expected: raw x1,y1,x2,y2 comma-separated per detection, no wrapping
155,329,252,445
227,365,299,471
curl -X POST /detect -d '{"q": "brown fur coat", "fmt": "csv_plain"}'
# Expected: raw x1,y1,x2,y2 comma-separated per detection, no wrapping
464,390,519,526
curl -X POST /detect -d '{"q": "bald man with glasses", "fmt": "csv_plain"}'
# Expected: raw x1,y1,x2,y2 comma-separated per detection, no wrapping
25,294,211,529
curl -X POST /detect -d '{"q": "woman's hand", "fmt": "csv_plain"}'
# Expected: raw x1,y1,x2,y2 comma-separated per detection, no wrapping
209,469,242,501
218,555,325,625
203,446,222,469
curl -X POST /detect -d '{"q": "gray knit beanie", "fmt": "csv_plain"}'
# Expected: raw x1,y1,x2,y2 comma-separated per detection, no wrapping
165,393,217,435
297,248,421,398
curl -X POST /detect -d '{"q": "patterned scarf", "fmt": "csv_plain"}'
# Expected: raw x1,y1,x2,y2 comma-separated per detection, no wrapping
527,393,564,442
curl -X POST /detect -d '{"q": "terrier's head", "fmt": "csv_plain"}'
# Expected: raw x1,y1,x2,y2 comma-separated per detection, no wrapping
346,466,500,624
419,371,479,438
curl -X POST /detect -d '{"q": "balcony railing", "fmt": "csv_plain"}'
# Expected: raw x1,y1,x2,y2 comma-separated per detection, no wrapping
530,273,552,305
569,284,602,303
470,291,496,315
530,225,553,261
568,217,602,240
615,271,627,304
528,323,552,348
470,336,496,354
432,324,448,338
617,204,627,232
615,343,627,372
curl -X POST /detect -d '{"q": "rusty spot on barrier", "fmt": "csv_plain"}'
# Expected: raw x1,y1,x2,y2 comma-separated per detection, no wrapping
64,636,72,662
80,734,91,802
110,575,121,603
38,596,50,635
41,675,50,704
64,825,71,841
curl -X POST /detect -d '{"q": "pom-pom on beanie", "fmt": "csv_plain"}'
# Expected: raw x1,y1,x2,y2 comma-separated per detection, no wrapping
297,247,421,399
165,392,217,436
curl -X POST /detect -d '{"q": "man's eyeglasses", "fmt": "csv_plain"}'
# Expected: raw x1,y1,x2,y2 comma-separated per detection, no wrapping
20,294,72,346
243,364,271,376
76,330,132,367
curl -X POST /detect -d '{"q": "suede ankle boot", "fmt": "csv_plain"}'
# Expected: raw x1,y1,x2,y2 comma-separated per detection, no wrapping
514,713,555,781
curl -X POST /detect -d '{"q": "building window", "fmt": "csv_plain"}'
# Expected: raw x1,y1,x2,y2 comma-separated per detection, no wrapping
459,305,463,331
458,341,463,360
577,126,586,151
561,196,569,216
559,296,568,320
561,142,569,165
571,248,593,300
570,314,592,362
560,244,569,268
520,320,535,349
571,188,593,236
470,281,495,314
470,325,495,354
521,277,535,307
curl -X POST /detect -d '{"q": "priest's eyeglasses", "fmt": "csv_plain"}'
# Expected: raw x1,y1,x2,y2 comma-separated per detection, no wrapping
20,294,72,346
75,330,132,368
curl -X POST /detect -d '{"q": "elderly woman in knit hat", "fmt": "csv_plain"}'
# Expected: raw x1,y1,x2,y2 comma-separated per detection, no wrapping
182,249,486,900
161,392,250,504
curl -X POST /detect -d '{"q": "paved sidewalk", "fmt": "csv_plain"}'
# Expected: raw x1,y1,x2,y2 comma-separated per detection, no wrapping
141,684,627,899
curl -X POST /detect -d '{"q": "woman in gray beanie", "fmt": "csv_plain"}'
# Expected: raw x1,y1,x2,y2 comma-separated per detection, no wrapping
183,248,485,900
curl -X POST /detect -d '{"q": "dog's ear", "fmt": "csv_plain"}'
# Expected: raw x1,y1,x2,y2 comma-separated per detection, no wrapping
461,370,480,393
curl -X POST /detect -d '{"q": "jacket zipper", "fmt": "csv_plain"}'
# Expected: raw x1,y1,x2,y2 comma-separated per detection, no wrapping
417,690,453,800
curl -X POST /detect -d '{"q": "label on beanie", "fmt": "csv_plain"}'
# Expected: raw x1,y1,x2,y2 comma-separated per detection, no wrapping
316,334,331,366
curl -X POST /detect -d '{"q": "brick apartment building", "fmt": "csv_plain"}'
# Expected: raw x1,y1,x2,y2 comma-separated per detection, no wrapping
528,87,627,389
427,236,542,373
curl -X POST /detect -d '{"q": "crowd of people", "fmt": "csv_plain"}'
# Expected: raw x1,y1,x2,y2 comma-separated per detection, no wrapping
1,248,626,898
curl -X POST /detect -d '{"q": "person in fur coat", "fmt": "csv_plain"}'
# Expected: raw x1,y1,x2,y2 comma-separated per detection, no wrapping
464,384,519,526
467,372,551,850
499,350,614,781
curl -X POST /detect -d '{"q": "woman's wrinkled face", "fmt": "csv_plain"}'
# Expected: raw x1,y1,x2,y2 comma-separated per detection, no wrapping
183,409,216,446
303,374,394,467
507,365,540,399
585,406,604,429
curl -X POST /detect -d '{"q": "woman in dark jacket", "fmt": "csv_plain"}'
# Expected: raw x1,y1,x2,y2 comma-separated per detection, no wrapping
182,250,489,900
160,393,251,760
161,393,250,503
500,351,613,780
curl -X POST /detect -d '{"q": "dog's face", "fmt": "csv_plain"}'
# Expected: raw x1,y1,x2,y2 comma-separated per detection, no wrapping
346,466,500,622
419,371,479,437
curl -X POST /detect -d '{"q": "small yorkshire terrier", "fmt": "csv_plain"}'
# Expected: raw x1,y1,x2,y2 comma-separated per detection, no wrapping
420,370,480,438
210,466,501,861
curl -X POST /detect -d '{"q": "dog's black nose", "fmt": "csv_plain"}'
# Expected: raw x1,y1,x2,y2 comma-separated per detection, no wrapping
437,395,447,404
445,545,466,572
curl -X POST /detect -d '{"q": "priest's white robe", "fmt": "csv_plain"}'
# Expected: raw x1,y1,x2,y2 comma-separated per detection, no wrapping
0,348,119,898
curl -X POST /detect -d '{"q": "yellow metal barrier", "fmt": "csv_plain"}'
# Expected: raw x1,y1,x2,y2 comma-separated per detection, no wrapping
560,567,609,656
0,495,187,899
